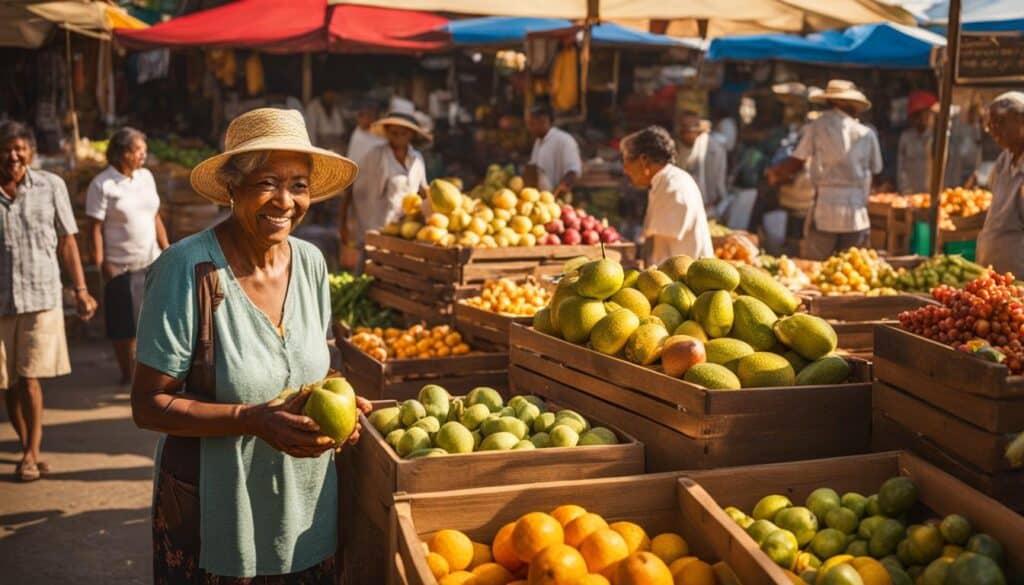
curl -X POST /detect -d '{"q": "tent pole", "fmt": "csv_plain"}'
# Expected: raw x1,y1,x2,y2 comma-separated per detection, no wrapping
928,0,962,255
577,0,599,123
65,27,80,164
302,52,313,104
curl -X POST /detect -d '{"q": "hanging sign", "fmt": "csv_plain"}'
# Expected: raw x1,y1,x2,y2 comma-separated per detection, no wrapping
956,33,1024,84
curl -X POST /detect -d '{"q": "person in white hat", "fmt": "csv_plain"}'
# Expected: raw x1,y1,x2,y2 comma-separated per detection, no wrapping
976,92,1024,278
677,110,728,214
130,107,372,582
344,111,431,268
766,79,882,260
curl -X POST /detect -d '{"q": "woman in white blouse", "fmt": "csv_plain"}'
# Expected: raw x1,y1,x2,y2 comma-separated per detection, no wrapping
620,126,714,266
87,127,169,383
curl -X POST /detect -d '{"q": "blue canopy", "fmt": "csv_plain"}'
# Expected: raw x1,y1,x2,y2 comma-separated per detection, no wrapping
923,0,1024,33
442,17,692,48
707,22,946,69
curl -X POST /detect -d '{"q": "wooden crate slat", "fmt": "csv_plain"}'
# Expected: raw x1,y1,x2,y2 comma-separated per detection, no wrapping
365,249,459,282
365,262,451,296
465,243,629,262
832,319,896,351
385,352,508,377
365,232,462,263
875,324,1024,398
367,286,450,323
461,261,548,282
873,382,1013,473
805,293,936,321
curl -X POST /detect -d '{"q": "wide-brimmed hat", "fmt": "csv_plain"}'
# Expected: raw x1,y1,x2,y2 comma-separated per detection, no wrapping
772,82,822,102
371,111,433,142
190,108,358,206
810,79,872,111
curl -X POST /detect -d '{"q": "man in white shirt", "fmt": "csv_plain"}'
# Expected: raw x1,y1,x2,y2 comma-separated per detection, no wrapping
620,126,714,265
346,101,386,166
304,90,345,152
526,104,582,197
677,111,728,213
767,80,882,260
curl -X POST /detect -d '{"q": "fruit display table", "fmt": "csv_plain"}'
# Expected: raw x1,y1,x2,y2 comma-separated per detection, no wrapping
687,451,1024,581
390,473,788,585
509,324,873,472
343,385,644,585
871,325,1024,510
362,232,637,321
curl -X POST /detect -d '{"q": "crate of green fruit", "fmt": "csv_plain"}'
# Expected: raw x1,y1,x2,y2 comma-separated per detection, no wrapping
687,451,1024,585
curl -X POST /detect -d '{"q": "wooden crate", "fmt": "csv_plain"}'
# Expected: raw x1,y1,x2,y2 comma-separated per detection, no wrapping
349,388,643,585
802,293,936,322
337,336,508,401
509,324,872,471
452,301,532,348
363,232,636,317
831,319,898,356
686,451,1024,577
389,473,791,585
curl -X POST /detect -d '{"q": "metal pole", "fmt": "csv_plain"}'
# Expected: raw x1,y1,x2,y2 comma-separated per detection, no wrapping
929,0,963,255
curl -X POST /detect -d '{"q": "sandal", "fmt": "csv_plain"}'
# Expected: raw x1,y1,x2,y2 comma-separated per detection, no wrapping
18,462,40,482
37,461,51,475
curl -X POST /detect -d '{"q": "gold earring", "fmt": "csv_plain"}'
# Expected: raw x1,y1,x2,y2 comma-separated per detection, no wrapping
229,198,235,210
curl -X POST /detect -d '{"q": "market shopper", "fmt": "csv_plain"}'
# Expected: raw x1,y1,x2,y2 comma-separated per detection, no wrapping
766,80,882,260
346,100,385,165
676,110,728,213
898,90,937,194
621,125,714,265
132,108,371,583
977,92,1024,278
304,89,345,152
526,103,583,196
86,127,169,384
0,121,97,482
344,111,430,266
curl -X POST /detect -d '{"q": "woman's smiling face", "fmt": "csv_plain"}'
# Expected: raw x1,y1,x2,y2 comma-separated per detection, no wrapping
231,151,312,247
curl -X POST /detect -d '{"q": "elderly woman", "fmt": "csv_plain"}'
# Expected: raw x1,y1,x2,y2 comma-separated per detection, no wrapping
87,127,169,384
977,92,1024,278
131,108,371,583
621,125,714,265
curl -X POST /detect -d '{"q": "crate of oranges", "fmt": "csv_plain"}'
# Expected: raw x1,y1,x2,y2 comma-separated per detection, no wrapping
389,473,790,585
455,278,552,347
337,324,508,400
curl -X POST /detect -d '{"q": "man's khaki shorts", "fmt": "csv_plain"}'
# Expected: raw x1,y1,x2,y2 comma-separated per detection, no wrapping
0,307,71,390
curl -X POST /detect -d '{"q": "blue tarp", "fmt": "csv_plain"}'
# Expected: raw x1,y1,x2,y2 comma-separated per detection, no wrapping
707,22,945,69
442,17,690,47
924,0,1024,33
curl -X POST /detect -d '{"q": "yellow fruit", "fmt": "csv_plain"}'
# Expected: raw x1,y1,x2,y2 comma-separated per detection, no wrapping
493,522,525,572
520,187,540,202
849,557,892,585
616,552,674,585
580,528,630,574
571,576,611,585
428,213,451,229
430,529,475,571
669,557,699,576
473,562,514,585
471,541,494,568
440,571,476,585
493,189,518,210
551,505,589,527
565,513,610,548
816,555,855,585
513,512,565,563
428,552,451,579
609,522,651,554
674,559,714,585
651,533,689,565
528,544,589,585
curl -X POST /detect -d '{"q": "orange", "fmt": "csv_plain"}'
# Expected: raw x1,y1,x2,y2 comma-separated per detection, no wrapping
471,542,495,569
440,571,476,585
610,522,651,554
427,552,451,579
430,529,475,572
580,528,631,574
651,533,689,565
565,513,610,548
527,544,588,585
513,513,565,563
673,559,714,585
668,557,700,576
571,575,612,585
493,522,525,572
473,562,515,585
551,505,589,527
849,557,893,585
615,552,674,585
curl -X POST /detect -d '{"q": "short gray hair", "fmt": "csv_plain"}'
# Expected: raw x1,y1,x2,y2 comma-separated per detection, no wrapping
106,126,146,167
215,151,271,192
989,91,1024,117
621,126,676,165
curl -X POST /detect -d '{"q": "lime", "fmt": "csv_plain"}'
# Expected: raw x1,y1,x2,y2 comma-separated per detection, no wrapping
943,545,964,560
877,477,917,516
762,529,800,569
846,540,869,557
826,507,859,535
817,555,855,585
775,506,819,546
811,529,849,560
858,515,887,540
821,563,865,585
939,514,973,546
807,488,841,522
747,519,780,545
897,540,915,567
869,518,906,558
946,552,1008,585
904,524,944,565
840,492,868,520
879,556,902,572
865,495,881,517
918,557,953,585
885,565,913,585
966,534,1006,566
802,570,819,585
754,494,793,521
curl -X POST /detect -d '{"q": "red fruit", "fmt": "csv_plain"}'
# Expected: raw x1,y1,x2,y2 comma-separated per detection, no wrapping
581,217,599,232
564,216,581,231
563,229,582,245
975,319,991,337
560,205,577,219
545,234,561,245
662,337,707,377
546,219,565,234
582,230,600,245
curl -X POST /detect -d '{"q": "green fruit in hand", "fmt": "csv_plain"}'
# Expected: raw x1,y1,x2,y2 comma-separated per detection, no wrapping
762,530,800,570
807,488,841,522
368,406,402,435
841,493,868,519
579,427,618,445
533,411,557,433
396,427,431,457
753,494,792,521
549,425,580,447
303,378,358,443
466,387,504,412
825,507,859,535
434,422,474,454
417,384,451,420
878,477,917,516
869,518,906,558
399,399,427,427
479,431,519,451
460,403,491,430
946,552,1007,585
746,520,780,545
774,506,819,547
810,529,848,560
966,534,1005,565
939,515,973,546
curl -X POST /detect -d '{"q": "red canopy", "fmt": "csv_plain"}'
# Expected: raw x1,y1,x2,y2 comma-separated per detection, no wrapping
115,1,448,53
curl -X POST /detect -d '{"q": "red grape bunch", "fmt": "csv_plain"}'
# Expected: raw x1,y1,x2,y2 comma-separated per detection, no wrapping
898,272,1024,373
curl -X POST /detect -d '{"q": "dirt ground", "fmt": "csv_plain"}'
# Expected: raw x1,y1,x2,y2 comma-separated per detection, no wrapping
0,341,157,584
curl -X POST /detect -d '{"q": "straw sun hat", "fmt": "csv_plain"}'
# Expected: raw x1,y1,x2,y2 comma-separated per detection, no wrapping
190,108,358,206
810,79,872,111
371,111,433,142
